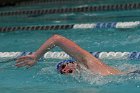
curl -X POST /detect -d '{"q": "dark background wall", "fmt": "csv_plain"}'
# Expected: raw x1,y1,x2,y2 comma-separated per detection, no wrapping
0,0,33,6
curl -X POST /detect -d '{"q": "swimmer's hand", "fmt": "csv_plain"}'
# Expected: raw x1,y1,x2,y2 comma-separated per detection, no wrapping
16,54,37,68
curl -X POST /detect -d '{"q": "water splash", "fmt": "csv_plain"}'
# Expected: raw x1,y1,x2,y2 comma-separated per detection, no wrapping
71,62,140,86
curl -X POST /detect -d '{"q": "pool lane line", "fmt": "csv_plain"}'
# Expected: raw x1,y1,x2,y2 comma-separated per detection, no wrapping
0,24,74,32
0,21,139,32
0,52,140,60
0,2,140,16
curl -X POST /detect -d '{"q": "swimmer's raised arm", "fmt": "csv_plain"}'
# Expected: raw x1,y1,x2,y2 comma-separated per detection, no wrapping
16,34,122,76
33,34,96,64
16,34,92,67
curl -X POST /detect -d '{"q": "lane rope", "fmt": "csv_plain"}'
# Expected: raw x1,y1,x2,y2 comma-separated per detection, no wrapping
0,21,139,32
0,51,140,62
0,3,140,16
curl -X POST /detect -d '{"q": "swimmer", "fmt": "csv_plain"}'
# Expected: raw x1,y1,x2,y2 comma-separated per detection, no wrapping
16,34,123,76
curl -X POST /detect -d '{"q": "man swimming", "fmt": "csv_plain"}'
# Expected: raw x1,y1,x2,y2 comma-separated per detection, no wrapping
16,34,123,76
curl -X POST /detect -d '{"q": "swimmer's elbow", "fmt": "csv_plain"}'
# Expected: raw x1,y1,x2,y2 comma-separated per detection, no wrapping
52,34,67,43
51,34,63,42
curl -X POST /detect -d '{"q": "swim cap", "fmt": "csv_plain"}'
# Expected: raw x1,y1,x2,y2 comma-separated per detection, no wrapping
56,59,75,73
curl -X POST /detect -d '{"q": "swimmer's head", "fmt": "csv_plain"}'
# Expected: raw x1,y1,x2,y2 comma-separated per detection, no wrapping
57,60,77,74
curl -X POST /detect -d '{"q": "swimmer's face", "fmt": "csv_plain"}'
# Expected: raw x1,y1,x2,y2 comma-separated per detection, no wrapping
60,62,77,74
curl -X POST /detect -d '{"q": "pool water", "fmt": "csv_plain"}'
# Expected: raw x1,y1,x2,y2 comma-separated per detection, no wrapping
0,28,140,93
0,1,140,93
